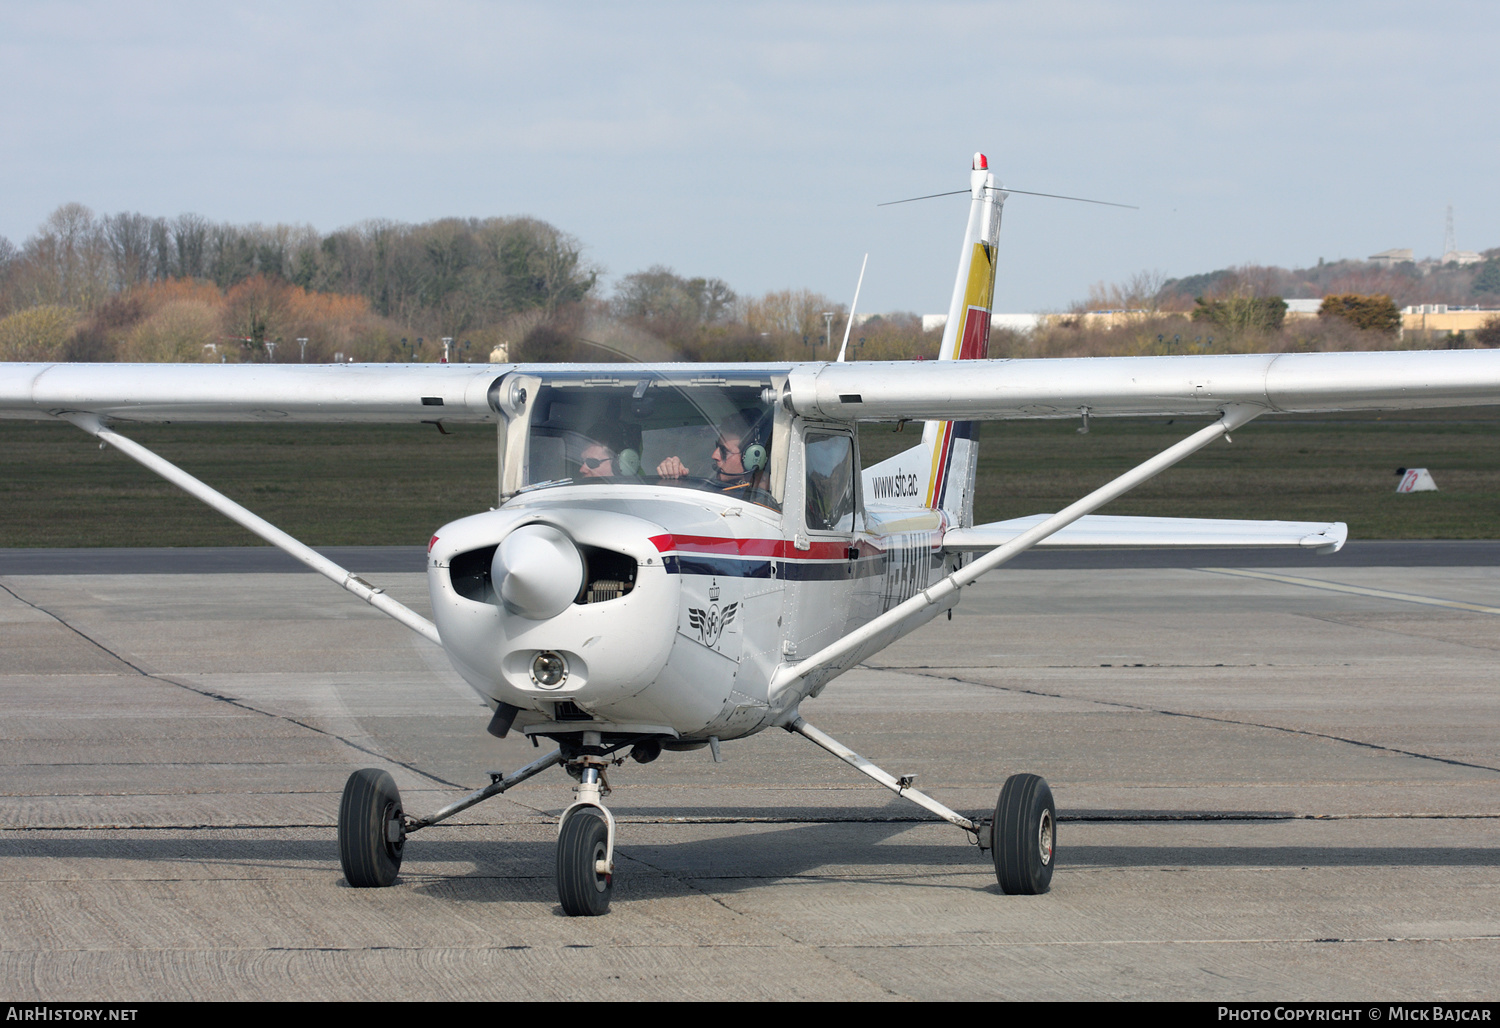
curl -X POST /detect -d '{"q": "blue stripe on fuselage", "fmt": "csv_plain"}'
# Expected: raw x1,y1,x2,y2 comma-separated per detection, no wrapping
661,554,886,581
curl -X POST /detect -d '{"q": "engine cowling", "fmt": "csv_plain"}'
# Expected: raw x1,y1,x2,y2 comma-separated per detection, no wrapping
426,507,680,721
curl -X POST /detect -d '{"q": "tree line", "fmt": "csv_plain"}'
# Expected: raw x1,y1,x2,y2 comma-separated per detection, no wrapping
11,200,1490,366
1155,251,1500,311
0,203,943,364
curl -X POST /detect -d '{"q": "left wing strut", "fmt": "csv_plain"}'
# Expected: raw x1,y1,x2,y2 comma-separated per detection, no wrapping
65,414,442,646
770,403,1262,698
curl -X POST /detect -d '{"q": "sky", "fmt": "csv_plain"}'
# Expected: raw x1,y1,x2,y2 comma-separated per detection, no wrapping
2,1,1497,315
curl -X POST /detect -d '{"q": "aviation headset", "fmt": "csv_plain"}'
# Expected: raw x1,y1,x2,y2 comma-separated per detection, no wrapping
616,448,643,476
735,407,773,475
742,440,768,474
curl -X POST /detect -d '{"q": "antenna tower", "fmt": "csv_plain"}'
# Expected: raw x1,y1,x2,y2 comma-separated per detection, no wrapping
1444,204,1456,258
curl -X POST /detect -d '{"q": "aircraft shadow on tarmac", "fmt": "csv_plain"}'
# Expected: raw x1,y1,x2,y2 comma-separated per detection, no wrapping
7,816,1499,908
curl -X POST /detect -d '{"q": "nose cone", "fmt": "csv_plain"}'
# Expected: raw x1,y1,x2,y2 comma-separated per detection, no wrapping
492,523,584,619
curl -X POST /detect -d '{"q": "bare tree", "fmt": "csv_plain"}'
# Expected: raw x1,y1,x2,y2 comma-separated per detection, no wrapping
1079,269,1168,312
24,204,110,309
103,212,155,289
172,213,209,280
147,217,172,282
742,289,839,345
613,266,734,325
0,235,17,315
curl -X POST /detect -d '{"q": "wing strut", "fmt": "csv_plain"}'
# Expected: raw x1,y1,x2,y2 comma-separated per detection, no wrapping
64,414,441,646
786,716,982,838
770,404,1263,698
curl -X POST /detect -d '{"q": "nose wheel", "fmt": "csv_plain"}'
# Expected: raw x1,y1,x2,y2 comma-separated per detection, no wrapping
338,768,405,888
992,773,1055,895
557,807,613,916
556,755,616,916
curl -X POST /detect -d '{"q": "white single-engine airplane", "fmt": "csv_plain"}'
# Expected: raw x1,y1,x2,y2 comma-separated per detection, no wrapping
5,154,1500,916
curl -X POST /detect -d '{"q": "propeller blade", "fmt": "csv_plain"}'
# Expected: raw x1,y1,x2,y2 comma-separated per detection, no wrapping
878,187,1137,210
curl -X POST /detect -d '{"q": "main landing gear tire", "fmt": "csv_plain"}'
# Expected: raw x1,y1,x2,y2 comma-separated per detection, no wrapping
557,807,612,917
339,768,404,888
992,773,1055,895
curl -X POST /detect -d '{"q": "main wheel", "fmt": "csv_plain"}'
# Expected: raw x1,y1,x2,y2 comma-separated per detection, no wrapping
992,773,1055,895
556,807,612,916
338,768,404,887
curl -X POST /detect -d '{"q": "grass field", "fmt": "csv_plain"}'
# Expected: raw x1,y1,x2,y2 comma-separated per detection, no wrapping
2,409,1498,547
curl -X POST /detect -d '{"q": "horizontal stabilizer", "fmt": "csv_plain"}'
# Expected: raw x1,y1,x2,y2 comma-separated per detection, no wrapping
943,514,1347,553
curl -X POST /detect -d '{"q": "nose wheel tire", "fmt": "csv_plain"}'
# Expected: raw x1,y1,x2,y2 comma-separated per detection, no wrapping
992,773,1055,895
557,808,613,916
339,768,404,888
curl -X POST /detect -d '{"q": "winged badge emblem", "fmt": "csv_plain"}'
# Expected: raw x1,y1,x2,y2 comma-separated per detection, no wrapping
687,579,737,649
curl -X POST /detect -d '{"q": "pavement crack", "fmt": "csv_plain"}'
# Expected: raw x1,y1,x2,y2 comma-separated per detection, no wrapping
891,667,1500,776
149,672,465,790
0,579,463,791
612,848,911,999
0,579,148,675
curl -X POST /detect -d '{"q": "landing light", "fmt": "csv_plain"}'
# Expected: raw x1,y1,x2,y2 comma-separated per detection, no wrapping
531,651,568,689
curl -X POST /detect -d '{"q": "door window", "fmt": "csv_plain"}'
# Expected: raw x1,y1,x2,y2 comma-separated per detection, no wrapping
804,431,855,533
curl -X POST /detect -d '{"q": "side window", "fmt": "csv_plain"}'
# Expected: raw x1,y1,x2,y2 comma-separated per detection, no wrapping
804,431,855,533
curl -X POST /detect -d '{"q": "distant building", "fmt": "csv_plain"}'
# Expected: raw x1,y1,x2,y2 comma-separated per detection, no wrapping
1440,250,1484,266
925,312,1138,334
992,314,1043,333
1285,298,1323,319
1401,305,1500,336
1369,248,1414,266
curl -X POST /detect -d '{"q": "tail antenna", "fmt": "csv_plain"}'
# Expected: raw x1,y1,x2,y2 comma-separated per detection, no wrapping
835,253,869,363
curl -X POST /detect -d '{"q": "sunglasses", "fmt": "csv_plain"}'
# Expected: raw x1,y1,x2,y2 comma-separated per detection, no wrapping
580,456,611,469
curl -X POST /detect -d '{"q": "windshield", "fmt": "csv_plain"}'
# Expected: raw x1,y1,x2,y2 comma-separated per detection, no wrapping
520,371,784,511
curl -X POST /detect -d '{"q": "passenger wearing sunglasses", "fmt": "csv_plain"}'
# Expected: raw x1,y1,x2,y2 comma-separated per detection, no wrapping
578,423,643,479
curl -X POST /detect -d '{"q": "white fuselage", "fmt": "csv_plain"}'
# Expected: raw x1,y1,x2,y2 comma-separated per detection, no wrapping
426,480,959,744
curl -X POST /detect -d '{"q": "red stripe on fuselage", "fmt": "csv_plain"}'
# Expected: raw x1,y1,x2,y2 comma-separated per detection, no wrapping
650,533,888,561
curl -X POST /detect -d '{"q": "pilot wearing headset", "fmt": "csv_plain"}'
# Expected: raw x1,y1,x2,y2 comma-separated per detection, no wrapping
655,409,771,496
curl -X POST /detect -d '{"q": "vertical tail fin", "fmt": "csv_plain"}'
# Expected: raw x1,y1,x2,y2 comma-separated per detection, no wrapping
923,154,1004,526
861,153,1006,523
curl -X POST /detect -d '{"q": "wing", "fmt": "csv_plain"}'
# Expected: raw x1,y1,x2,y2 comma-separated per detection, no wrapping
0,362,508,423
781,350,1500,421
5,349,1500,425
944,515,1348,554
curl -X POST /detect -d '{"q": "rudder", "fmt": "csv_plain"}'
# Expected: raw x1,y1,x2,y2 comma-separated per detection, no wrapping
921,153,1005,527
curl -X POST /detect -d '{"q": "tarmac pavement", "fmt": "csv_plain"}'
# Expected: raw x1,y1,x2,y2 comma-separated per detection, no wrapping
2,555,1499,1001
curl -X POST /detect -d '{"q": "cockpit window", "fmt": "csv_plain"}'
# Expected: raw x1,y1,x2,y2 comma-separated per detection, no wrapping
518,371,784,512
